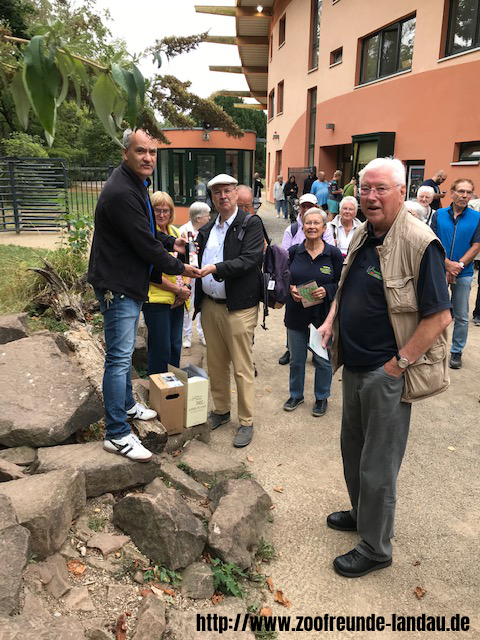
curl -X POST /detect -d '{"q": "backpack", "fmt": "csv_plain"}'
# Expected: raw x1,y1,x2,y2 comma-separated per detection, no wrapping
238,215,290,329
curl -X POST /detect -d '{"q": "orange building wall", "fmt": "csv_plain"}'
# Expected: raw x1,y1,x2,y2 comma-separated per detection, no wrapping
266,0,480,200
156,129,256,151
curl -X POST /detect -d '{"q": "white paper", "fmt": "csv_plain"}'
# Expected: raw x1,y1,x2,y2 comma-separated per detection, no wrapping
309,324,330,361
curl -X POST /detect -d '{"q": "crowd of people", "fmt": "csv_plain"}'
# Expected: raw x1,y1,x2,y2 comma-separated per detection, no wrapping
87,128,479,580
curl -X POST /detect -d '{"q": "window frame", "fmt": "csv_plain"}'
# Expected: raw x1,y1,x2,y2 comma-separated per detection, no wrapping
309,0,322,70
459,140,480,162
279,15,286,47
277,81,284,114
268,88,275,121
330,47,343,66
359,14,416,85
446,0,480,57
307,87,317,168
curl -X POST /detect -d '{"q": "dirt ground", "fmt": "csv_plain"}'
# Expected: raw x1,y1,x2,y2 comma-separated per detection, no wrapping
3,201,479,638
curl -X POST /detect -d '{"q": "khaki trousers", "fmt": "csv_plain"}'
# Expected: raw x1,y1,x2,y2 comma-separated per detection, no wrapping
201,298,258,426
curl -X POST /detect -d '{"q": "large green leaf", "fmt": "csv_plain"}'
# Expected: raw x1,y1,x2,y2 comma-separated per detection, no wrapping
132,64,145,105
10,72,30,130
91,73,120,143
111,64,138,127
113,95,126,128
56,52,71,107
22,35,59,142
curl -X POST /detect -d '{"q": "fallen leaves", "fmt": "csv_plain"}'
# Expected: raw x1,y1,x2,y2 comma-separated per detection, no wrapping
414,586,427,599
273,486,284,494
265,576,274,593
246,455,254,463
115,613,127,640
212,593,223,605
260,607,272,617
140,588,153,598
67,560,86,576
274,589,292,608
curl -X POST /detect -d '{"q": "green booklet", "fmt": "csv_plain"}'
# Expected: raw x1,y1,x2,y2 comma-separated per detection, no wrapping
297,281,321,308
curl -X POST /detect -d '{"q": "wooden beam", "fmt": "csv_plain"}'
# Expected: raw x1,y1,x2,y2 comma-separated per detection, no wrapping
204,35,268,46
209,65,268,75
195,5,272,17
234,103,266,110
218,90,267,99
195,5,235,16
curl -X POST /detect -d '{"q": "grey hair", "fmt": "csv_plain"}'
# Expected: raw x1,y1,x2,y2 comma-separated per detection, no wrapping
303,207,328,224
189,201,211,222
339,196,358,213
417,185,435,199
123,128,134,150
237,184,253,197
359,157,406,186
468,198,480,212
406,200,427,222
277,175,282,180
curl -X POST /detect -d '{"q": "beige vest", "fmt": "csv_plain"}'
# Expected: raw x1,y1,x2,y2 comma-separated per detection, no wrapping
331,205,449,403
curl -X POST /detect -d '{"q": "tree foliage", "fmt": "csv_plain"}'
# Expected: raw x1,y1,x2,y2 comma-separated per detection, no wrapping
1,130,47,156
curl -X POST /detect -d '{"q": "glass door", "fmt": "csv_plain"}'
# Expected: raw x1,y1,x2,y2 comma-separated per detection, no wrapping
407,164,425,200
191,151,221,205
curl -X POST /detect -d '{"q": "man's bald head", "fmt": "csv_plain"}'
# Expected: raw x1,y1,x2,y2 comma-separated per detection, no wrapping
237,185,254,214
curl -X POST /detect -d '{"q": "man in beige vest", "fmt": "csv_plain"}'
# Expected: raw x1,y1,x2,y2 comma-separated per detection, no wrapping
318,157,452,578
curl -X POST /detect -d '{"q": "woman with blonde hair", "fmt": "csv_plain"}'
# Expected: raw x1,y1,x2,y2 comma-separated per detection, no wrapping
142,191,191,374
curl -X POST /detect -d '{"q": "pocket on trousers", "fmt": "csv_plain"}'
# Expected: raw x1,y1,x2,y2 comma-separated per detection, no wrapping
384,275,418,313
380,365,404,381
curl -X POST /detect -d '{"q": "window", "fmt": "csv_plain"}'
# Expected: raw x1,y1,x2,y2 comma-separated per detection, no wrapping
307,88,317,168
360,15,416,84
330,47,343,65
310,0,323,69
276,150,282,180
268,89,275,120
279,15,286,47
447,0,480,56
269,34,273,60
226,151,239,179
277,81,284,114
459,141,480,161
172,150,186,204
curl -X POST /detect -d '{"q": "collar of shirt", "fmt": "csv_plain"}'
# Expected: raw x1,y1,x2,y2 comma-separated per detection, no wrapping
447,204,468,220
296,240,333,257
214,208,238,230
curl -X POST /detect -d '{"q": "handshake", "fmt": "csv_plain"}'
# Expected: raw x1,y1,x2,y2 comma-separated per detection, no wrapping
183,264,217,278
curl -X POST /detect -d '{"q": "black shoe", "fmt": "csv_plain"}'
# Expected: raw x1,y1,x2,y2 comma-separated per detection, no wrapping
254,363,258,377
283,397,304,411
473,316,480,326
209,411,231,430
333,548,392,578
279,350,290,365
233,425,253,448
449,353,462,369
327,510,357,531
312,399,327,417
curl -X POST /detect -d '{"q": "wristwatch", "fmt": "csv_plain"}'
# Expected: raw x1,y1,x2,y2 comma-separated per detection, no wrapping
458,261,465,268
396,354,410,370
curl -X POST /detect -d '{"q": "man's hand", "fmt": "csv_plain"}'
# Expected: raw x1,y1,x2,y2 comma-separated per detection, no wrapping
183,264,201,278
383,356,403,378
290,284,302,303
174,237,187,254
317,318,332,349
199,264,217,277
445,259,463,276
176,286,191,302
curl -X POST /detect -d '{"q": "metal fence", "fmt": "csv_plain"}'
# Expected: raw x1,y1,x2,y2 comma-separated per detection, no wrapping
0,157,115,233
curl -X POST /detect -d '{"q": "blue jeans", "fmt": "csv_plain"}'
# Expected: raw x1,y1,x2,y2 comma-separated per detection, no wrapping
450,275,472,354
275,199,287,217
287,327,332,401
95,290,142,440
142,302,184,375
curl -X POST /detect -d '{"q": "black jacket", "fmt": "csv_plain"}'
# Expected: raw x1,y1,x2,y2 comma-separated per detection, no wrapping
194,208,264,313
87,163,185,301
283,181,298,198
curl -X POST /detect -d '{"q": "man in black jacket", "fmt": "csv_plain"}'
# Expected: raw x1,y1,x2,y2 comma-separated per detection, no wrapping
88,128,199,462
196,174,264,447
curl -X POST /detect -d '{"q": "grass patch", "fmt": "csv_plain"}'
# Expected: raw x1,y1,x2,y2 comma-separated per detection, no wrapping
177,461,195,478
88,515,107,532
255,539,276,563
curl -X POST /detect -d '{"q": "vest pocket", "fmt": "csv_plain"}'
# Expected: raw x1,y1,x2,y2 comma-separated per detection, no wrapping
403,342,447,401
384,275,418,312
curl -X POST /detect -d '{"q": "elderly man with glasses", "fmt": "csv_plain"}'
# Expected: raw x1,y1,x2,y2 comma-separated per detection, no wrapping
319,157,452,578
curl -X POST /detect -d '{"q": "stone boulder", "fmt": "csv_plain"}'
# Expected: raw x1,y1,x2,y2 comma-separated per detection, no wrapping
0,335,103,447
87,532,130,557
207,479,272,569
178,440,245,485
34,442,163,497
25,553,70,599
0,312,28,344
0,459,26,481
0,493,31,616
0,445,37,466
113,482,206,570
0,469,86,557
131,595,166,640
0,616,86,640
163,599,255,639
145,460,208,500
180,562,214,600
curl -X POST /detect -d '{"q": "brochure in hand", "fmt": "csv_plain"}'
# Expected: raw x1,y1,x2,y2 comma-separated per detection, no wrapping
297,281,321,308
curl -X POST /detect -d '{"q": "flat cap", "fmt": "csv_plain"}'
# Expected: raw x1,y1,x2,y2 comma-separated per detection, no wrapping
299,193,318,205
207,174,238,189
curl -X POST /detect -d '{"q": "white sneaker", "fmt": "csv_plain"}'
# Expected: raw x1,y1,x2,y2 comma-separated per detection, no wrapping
126,402,157,421
104,433,153,462
199,335,207,347
183,338,192,348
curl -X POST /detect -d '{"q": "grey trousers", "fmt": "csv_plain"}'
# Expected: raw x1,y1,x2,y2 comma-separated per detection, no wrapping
341,366,412,562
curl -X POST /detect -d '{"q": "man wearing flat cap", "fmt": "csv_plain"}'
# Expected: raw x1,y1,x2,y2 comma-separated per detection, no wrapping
195,174,265,447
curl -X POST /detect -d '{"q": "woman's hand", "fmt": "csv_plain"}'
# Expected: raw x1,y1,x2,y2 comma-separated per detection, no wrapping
290,284,302,303
177,286,191,302
312,286,327,301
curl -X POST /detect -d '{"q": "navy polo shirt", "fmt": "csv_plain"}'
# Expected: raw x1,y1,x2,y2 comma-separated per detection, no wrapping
338,225,451,372
285,241,344,330
422,178,441,210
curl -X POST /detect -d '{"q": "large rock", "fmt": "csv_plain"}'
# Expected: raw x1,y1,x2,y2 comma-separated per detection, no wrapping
180,562,214,600
0,335,103,447
34,442,163,497
0,445,37,466
87,532,130,557
0,494,31,616
0,469,86,557
0,459,26,481
113,482,206,570
0,313,28,344
146,459,208,500
178,440,245,485
0,616,86,640
163,599,255,640
132,595,166,640
26,553,70,599
207,479,272,569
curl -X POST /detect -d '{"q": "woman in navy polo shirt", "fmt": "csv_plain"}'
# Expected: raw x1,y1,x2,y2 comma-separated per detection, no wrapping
283,208,343,417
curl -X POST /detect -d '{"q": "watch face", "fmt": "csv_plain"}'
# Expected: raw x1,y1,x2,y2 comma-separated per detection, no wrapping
398,358,409,369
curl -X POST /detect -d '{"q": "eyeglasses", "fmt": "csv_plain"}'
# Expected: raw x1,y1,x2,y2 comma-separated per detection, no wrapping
359,184,401,196
212,188,235,197
453,189,473,196
154,208,171,215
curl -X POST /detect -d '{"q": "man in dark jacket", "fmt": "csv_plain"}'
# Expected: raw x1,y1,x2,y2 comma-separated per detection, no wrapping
88,128,199,462
195,174,264,447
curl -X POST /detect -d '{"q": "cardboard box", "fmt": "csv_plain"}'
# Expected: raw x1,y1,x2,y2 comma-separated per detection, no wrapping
170,364,209,428
149,372,185,435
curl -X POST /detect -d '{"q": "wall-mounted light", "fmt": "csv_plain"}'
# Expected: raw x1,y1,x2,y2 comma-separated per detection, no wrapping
257,5,264,12
326,123,335,130
272,132,280,140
